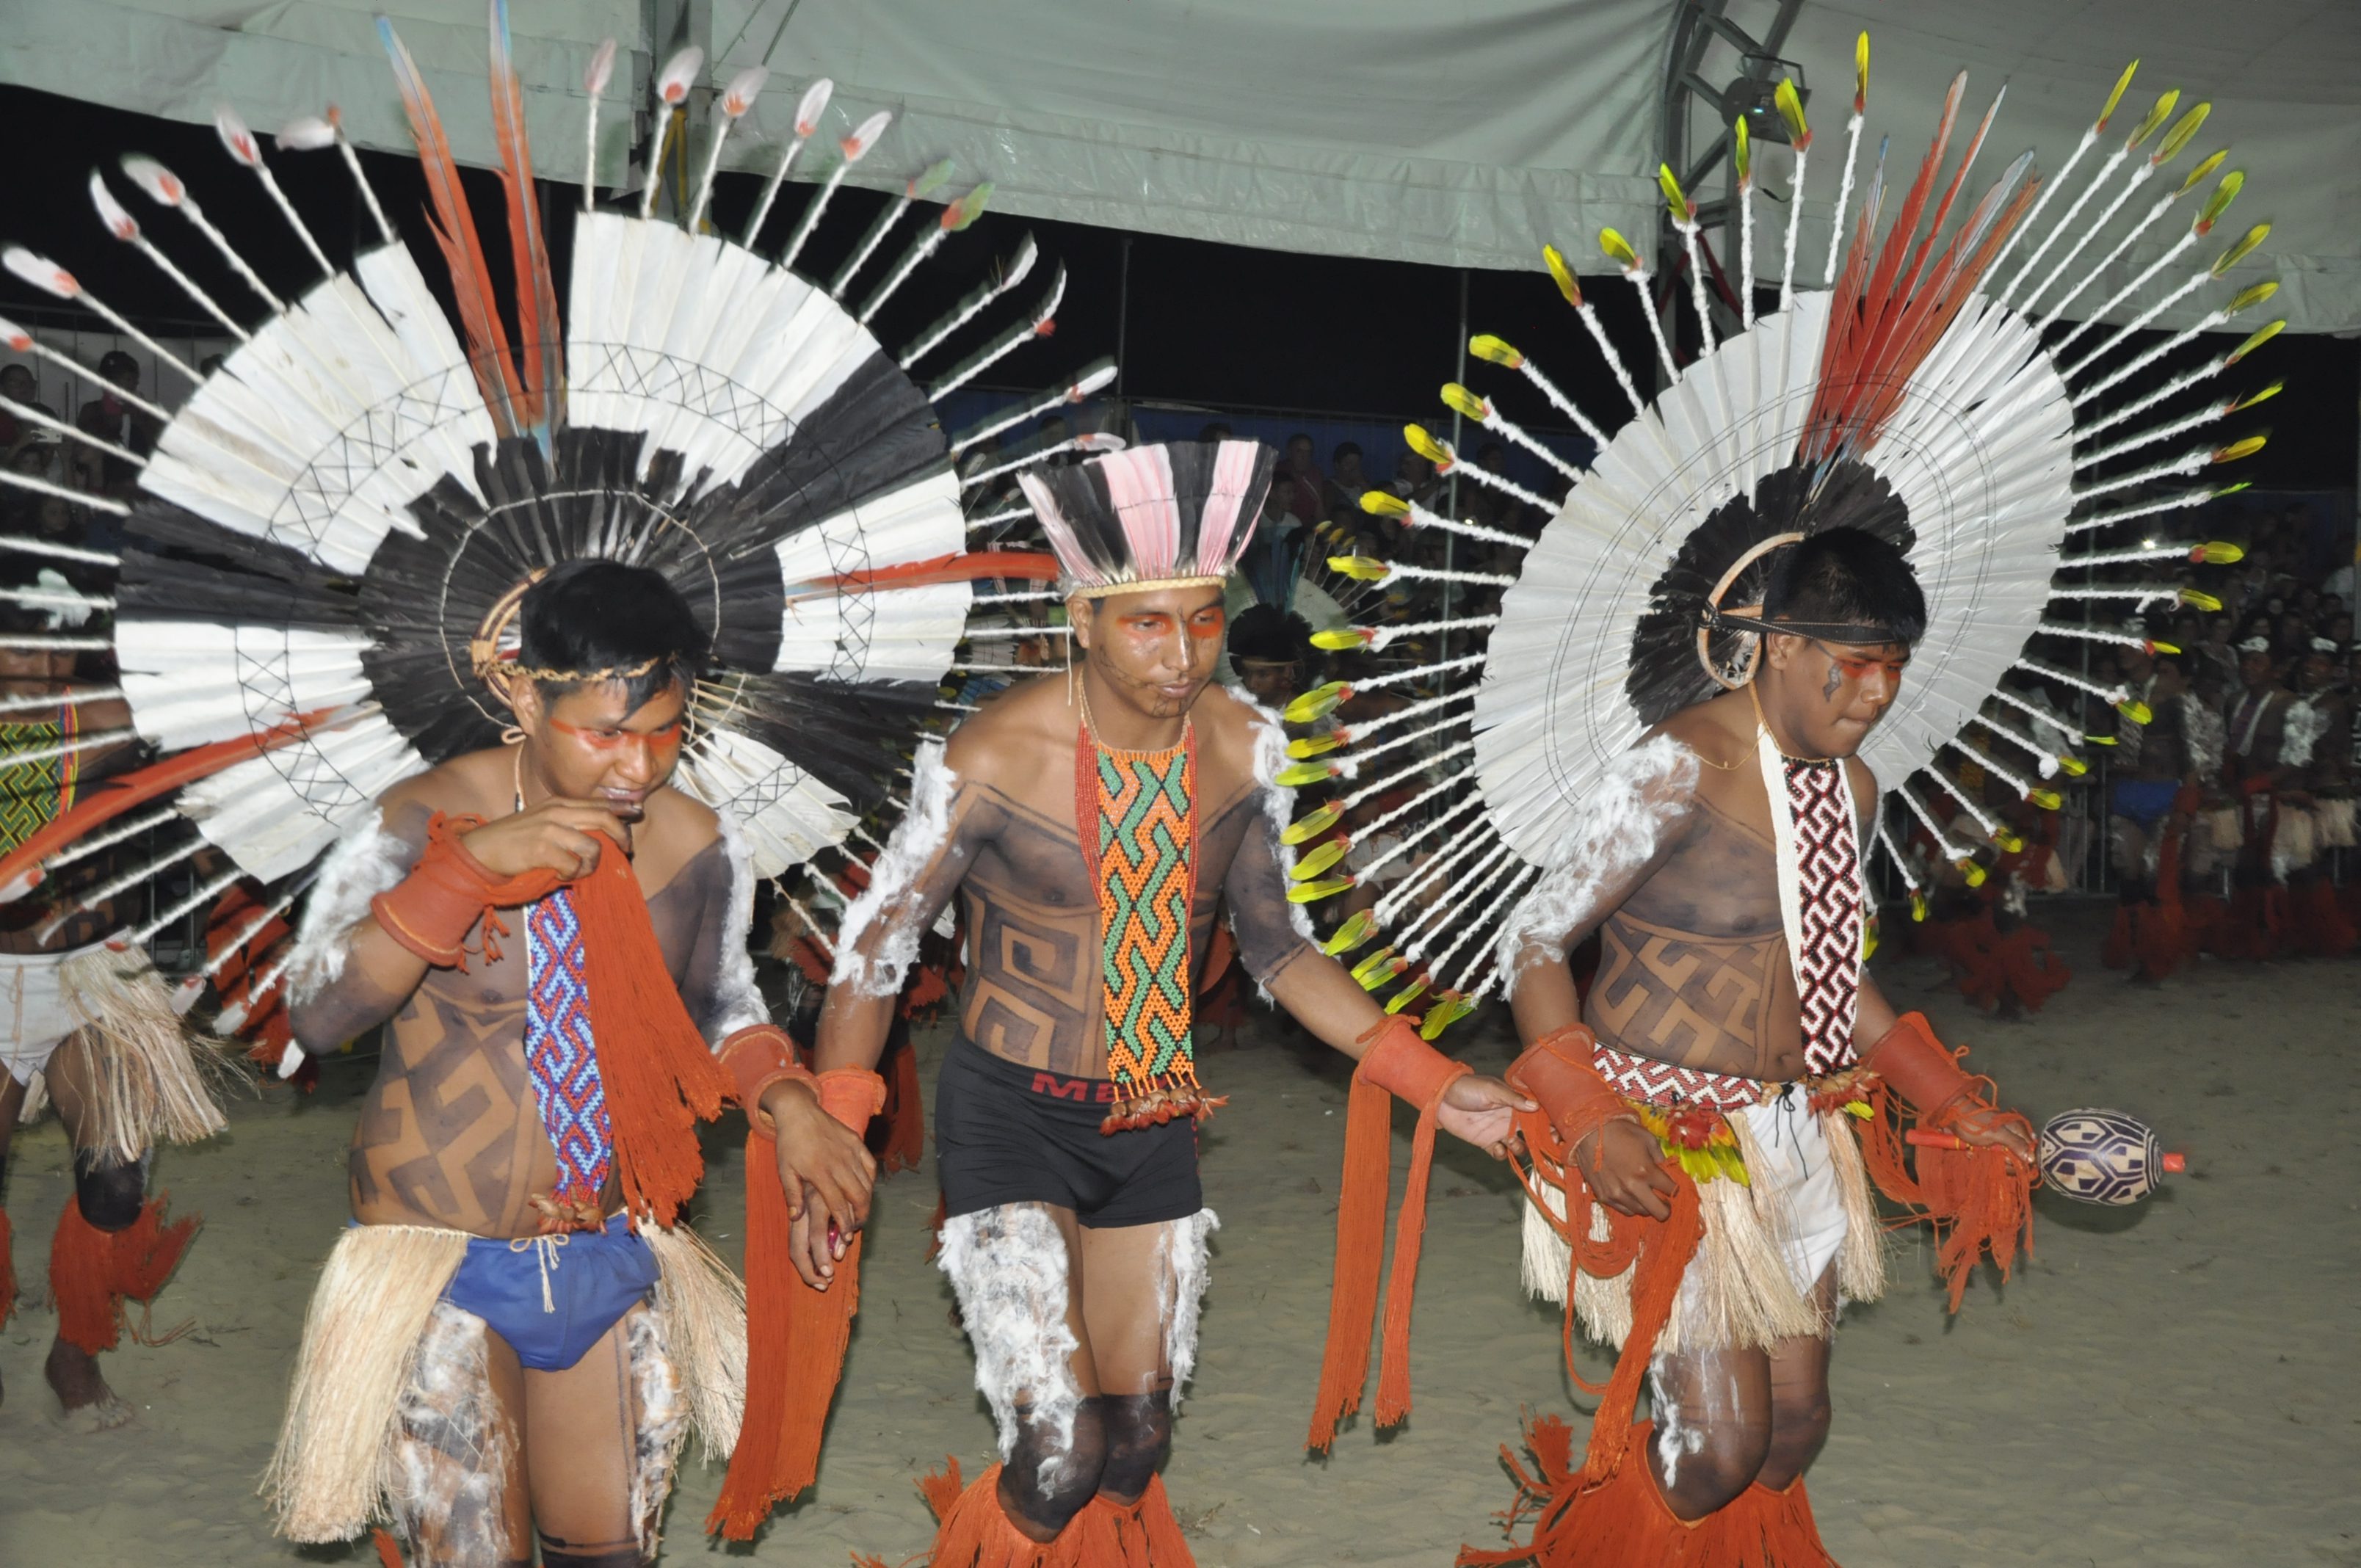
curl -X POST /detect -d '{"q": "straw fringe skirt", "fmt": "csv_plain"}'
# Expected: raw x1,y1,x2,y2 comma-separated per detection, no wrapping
264,1219,746,1543
1522,1104,1886,1357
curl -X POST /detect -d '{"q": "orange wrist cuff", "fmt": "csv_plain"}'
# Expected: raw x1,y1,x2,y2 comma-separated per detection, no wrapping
1354,1015,1469,1108
1506,1022,1630,1150
720,1024,813,1136
1862,1011,1979,1120
368,813,561,968
813,1068,886,1135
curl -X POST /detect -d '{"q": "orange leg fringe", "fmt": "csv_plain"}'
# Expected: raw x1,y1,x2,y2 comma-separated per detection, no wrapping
1458,1420,1838,1567
2286,877,2357,959
878,1028,927,1176
371,1527,406,1568
890,1459,1195,1567
49,1193,199,1354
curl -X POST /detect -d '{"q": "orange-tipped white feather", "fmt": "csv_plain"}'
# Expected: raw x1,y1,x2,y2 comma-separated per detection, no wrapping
640,45,705,219
899,233,1037,369
0,311,173,419
742,76,833,245
2,246,201,383
122,153,283,310
88,170,247,339
217,104,333,277
689,65,769,231
779,107,891,271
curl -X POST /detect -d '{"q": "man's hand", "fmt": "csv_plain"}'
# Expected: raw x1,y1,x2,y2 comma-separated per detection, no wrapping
1939,1100,2037,1166
1435,1072,1537,1160
762,1077,878,1290
1573,1117,1678,1221
460,798,634,879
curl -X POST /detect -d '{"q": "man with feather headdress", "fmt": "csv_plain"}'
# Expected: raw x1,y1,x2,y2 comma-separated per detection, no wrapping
785,438,1529,1567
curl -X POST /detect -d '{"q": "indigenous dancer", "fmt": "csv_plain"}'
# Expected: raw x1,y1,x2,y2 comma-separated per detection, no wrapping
782,439,1528,1567
0,585,225,1427
2218,634,2301,957
0,11,1109,1557
2103,649,2218,981
2277,636,2356,957
1249,38,2280,1564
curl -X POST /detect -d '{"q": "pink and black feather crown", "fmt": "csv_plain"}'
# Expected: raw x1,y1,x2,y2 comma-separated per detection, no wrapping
1019,440,1274,598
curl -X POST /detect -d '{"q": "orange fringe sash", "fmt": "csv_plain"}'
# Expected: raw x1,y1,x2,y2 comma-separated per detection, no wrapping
860,1457,1197,1567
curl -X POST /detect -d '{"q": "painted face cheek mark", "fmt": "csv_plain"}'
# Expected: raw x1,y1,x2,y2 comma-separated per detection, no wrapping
1823,661,1843,701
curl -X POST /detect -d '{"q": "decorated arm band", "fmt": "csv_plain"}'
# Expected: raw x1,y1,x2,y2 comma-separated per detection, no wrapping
1506,1022,1635,1152
367,812,559,969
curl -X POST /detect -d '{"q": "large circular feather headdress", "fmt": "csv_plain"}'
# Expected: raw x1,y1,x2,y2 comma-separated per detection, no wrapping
1282,45,2276,1032
0,15,1107,994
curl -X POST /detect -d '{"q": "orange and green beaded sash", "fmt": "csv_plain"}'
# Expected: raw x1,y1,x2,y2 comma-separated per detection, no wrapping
1076,716,1218,1132
0,705,78,857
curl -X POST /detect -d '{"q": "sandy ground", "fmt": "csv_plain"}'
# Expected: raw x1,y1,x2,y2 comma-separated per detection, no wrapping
1,905,2357,1566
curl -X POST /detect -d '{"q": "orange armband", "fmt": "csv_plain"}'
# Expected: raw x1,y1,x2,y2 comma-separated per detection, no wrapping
719,1024,813,1136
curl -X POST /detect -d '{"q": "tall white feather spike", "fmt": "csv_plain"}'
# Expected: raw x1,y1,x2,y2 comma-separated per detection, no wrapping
640,45,706,221
930,264,1065,397
581,37,617,212
87,169,247,338
120,153,283,310
1,247,203,384
689,65,768,232
779,108,892,272
743,76,833,245
902,234,1038,368
216,104,334,277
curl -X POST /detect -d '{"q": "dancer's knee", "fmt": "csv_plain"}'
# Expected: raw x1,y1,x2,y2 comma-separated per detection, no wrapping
71,1150,145,1232
1654,1416,1771,1520
998,1395,1107,1537
1758,1390,1833,1490
1097,1390,1171,1502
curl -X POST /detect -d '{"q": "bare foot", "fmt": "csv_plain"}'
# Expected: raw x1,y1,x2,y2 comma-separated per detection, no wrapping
46,1337,131,1429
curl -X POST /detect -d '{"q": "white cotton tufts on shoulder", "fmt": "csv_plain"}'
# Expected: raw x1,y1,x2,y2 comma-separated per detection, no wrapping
1156,1208,1219,1407
284,810,410,1006
1495,735,1700,990
1244,698,1316,945
708,805,769,1039
937,1205,1084,1481
830,739,956,998
2282,697,2326,772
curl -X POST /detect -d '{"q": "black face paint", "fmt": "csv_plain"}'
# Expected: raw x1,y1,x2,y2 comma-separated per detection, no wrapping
1822,656,1843,701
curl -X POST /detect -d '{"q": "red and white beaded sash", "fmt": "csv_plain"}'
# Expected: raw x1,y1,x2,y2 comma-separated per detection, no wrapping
1756,730,1864,1077
1592,1042,1769,1111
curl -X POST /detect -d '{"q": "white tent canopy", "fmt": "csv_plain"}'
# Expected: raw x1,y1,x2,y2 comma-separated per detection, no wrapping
3,0,2355,331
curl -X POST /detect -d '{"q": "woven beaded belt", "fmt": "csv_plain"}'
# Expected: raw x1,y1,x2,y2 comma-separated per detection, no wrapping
1592,1042,1770,1111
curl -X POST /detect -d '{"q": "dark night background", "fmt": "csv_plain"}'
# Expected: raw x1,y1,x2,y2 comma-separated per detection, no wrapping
1,81,2350,496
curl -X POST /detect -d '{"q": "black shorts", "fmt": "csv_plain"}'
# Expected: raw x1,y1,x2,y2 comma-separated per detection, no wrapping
934,1037,1202,1228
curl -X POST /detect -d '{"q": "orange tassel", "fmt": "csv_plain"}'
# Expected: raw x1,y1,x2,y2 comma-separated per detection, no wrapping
371,1527,406,1568
1581,1167,1702,1481
1373,1089,1448,1426
707,1130,863,1539
893,1459,1183,1567
568,835,732,1229
50,1194,198,1354
1860,1081,2034,1313
1305,1072,1393,1451
879,1029,927,1175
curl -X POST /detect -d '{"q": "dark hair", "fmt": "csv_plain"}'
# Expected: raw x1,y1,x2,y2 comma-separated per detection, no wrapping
98,349,138,380
1331,441,1362,464
1227,603,1314,664
1197,421,1232,442
516,559,708,708
1761,528,1927,645
1285,432,1313,451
